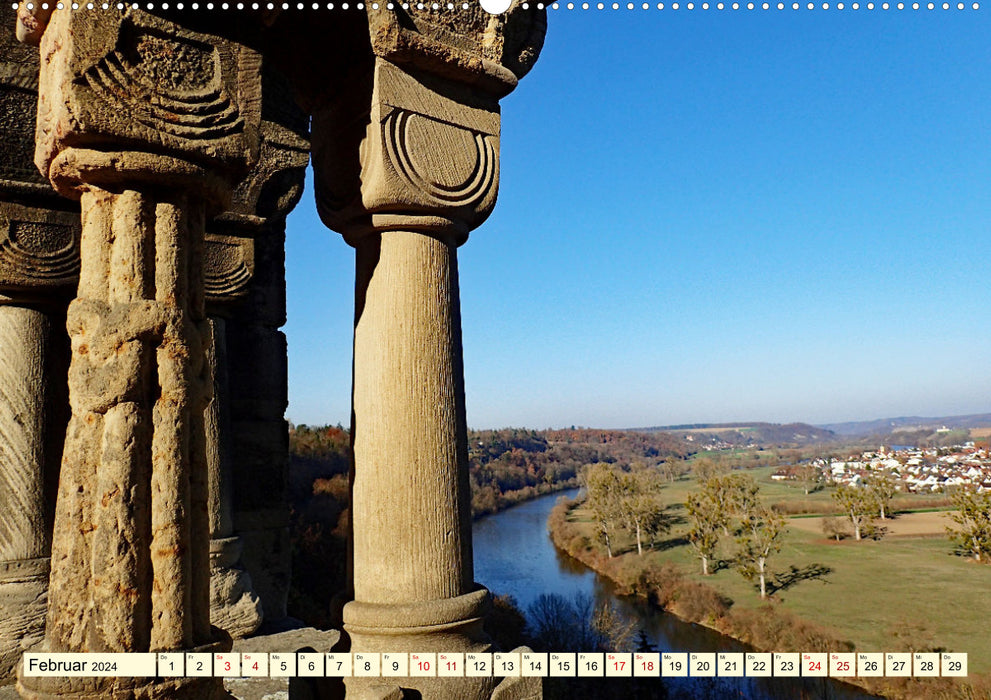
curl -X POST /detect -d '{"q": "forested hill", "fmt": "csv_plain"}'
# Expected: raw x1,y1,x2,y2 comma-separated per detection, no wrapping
467,428,690,515
820,412,991,437
288,424,692,518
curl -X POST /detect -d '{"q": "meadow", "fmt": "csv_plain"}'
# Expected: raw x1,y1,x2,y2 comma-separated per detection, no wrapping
565,466,990,674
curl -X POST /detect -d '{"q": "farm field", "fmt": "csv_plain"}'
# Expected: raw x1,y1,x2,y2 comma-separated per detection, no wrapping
789,510,955,537
565,467,990,673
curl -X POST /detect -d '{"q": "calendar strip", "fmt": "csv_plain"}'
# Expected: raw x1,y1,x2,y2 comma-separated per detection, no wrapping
21,651,968,678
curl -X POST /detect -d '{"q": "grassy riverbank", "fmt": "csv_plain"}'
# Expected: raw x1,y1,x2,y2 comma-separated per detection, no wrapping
547,486,991,700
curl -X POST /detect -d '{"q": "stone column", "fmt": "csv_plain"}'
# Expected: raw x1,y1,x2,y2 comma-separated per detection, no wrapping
0,3,78,680
16,8,260,699
206,62,309,630
0,305,49,562
201,229,269,640
313,6,545,697
0,305,56,675
350,230,473,605
15,172,231,700
205,312,266,639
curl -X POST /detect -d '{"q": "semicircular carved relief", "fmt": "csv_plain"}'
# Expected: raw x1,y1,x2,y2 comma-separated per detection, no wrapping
383,109,496,208
203,236,253,302
82,16,243,140
0,220,78,282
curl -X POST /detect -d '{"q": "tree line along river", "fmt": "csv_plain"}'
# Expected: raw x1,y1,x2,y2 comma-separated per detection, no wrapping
472,488,880,700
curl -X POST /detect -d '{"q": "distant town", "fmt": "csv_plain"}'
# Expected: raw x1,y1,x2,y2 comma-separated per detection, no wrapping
775,437,991,493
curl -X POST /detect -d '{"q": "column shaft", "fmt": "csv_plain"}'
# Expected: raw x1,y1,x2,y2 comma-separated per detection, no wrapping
352,231,472,605
0,305,50,564
19,185,225,700
206,316,233,541
0,305,53,678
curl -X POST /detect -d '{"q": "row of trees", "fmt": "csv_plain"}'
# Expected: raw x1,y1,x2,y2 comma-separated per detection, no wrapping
825,475,991,565
581,463,671,558
684,472,784,599
828,473,897,541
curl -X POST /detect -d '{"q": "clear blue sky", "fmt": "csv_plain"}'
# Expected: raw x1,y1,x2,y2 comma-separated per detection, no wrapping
284,8,991,430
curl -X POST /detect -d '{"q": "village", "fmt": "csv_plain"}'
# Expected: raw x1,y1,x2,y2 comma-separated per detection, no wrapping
774,438,991,493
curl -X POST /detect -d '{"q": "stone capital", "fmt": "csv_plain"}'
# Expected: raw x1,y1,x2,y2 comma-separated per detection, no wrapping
0,203,80,298
31,8,261,205
317,58,501,246
366,2,546,96
313,2,545,246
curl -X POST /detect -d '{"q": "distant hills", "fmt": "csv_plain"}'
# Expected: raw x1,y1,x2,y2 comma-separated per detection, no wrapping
629,412,991,448
634,422,836,447
819,413,991,437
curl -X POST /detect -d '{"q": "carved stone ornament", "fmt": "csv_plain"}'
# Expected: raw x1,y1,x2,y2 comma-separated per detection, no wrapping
203,233,254,304
314,1,544,246
316,58,502,245
33,8,260,200
366,1,546,96
0,204,80,292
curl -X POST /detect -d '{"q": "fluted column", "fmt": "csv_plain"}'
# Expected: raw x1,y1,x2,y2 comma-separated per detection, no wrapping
16,173,228,700
16,7,260,699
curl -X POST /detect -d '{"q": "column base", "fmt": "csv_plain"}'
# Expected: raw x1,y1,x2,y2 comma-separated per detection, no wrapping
343,586,497,700
210,537,263,639
0,558,48,683
16,636,232,700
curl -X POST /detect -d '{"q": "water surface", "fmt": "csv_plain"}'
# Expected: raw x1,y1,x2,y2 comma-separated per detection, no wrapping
473,489,880,700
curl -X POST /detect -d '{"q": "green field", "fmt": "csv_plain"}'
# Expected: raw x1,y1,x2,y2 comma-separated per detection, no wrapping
568,467,991,673
666,464,954,514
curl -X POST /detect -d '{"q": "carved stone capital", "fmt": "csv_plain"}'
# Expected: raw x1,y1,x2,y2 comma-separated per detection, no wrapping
366,1,546,96
48,148,235,209
32,9,261,203
204,63,307,314
316,58,501,245
314,3,544,246
203,233,254,307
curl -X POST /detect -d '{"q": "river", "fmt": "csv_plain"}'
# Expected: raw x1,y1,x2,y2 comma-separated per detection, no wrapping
473,489,881,700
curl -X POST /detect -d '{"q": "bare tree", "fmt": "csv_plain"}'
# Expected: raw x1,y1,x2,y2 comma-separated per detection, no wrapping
796,461,823,495
832,484,874,541
582,463,622,557
617,469,670,555
734,500,785,599
946,485,991,562
527,592,635,652
685,489,722,576
865,472,896,520
691,456,728,483
821,515,848,542
728,475,784,599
